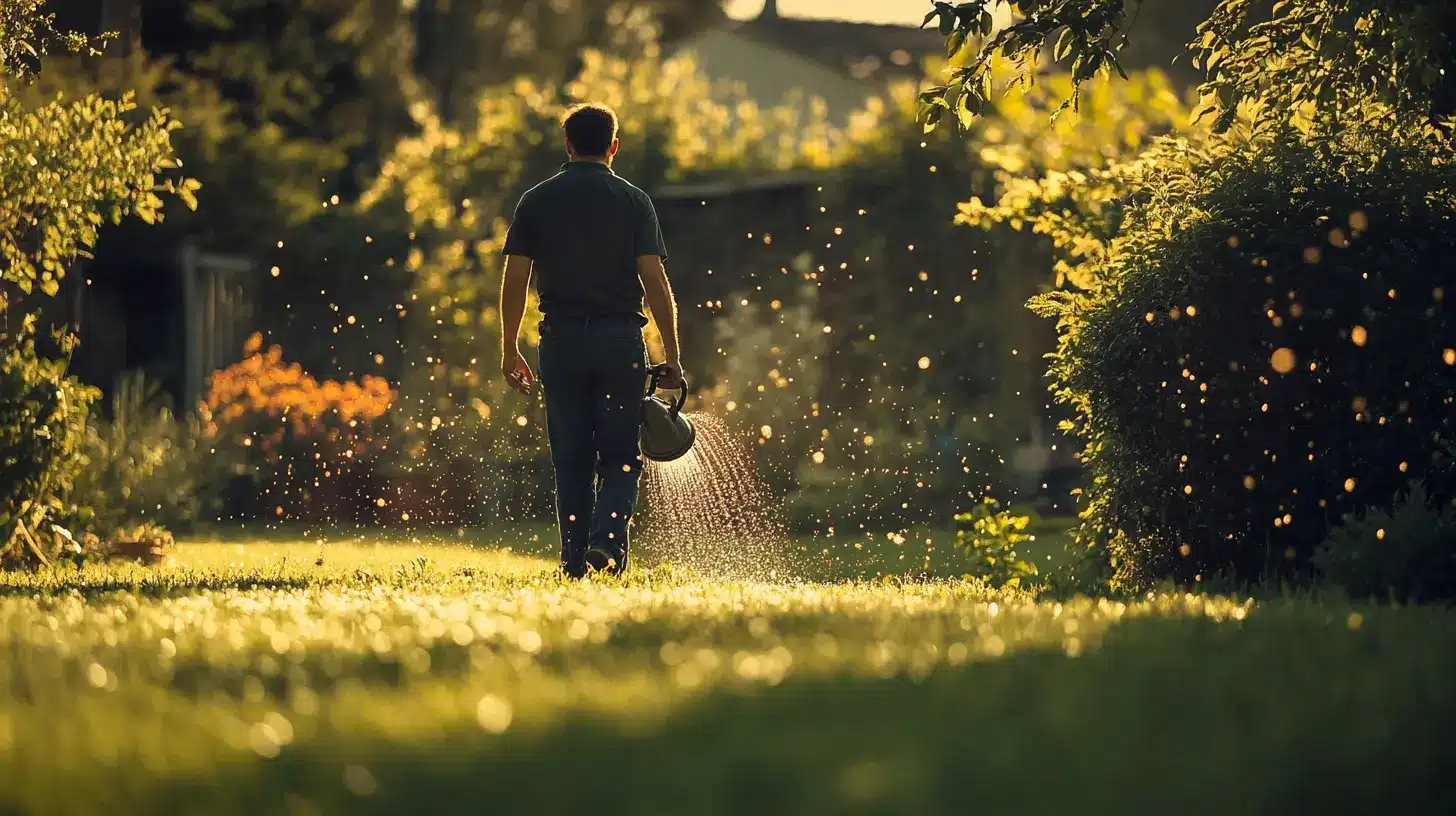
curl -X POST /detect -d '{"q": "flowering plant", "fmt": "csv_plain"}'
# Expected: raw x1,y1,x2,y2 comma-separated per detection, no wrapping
204,334,395,518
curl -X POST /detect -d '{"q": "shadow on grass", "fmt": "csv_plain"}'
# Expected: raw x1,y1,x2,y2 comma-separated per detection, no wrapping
23,611,1455,816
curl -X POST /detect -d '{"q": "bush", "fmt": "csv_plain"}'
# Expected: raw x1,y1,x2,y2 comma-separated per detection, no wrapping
1313,486,1456,604
205,334,395,522
70,373,218,534
0,337,99,569
954,499,1040,589
1031,128,1456,591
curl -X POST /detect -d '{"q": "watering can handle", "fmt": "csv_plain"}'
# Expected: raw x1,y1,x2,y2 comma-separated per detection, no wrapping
648,365,688,418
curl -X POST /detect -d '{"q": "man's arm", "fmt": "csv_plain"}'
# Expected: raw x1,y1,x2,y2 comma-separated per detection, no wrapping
638,255,683,389
499,254,535,394
634,193,682,389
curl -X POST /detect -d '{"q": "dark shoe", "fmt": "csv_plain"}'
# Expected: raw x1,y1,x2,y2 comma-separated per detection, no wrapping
559,562,585,580
583,547,626,577
561,545,587,579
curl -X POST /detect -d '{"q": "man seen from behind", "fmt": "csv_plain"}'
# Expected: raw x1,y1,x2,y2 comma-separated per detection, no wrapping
498,102,684,578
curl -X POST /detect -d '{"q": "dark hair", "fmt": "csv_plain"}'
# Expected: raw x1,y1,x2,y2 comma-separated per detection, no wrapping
561,102,618,157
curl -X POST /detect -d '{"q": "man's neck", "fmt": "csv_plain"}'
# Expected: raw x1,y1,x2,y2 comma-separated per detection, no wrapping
569,155,611,166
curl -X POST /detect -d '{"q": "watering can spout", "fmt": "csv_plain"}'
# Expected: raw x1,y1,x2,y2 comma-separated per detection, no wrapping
640,365,695,462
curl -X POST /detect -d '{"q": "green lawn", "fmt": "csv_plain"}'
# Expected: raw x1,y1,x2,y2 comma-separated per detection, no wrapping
1,535,1452,814
212,517,1076,583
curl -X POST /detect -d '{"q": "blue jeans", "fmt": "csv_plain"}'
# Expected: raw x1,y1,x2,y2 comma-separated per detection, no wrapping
537,315,648,576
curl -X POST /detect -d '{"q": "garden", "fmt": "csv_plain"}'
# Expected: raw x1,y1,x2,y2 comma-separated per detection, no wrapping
1,0,1454,812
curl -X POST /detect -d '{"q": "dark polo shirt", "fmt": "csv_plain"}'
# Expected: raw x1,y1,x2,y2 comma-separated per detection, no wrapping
503,161,668,325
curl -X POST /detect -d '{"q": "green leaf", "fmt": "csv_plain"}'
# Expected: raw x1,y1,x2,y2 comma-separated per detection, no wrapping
1108,52,1128,80
1054,28,1076,62
923,106,943,133
956,91,981,128
947,29,967,58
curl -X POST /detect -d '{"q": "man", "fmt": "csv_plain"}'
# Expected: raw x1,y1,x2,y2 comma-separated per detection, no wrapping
498,102,684,578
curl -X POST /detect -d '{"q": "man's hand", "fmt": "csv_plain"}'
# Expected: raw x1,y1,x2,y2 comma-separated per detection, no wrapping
502,349,536,396
499,254,534,396
653,361,685,391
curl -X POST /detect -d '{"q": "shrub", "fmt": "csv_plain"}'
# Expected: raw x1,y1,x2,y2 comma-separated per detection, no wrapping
205,334,395,521
1029,128,1456,591
0,336,99,569
1313,487,1456,604
1043,535,1117,599
70,373,218,533
954,498,1040,589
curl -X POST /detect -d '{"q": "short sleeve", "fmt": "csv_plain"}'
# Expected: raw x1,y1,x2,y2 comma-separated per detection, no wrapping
502,195,534,258
634,194,668,260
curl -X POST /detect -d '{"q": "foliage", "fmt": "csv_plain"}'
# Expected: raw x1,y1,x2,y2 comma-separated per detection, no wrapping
1314,487,1456,604
204,334,395,520
70,373,218,534
0,4,195,307
919,1,1456,134
1016,126,1456,591
663,67,1188,534
25,0,720,243
0,1,196,566
0,333,98,569
1187,0,1456,134
918,0,1135,130
0,0,89,79
937,0,1456,591
1,541,1453,812
969,67,1188,178
956,68,1194,287
954,498,1040,588
360,44,870,469
1041,535,1116,599
785,68,1189,527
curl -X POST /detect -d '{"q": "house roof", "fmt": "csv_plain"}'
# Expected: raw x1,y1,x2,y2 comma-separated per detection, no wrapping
651,9,944,201
727,13,944,84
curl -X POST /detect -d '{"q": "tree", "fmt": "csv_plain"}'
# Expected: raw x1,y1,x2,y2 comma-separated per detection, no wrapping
918,0,1456,134
933,0,1456,590
31,0,724,251
1,0,194,308
0,0,192,567
18,0,726,389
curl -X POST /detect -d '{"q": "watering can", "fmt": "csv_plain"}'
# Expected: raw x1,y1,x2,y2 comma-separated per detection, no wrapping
640,365,695,462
